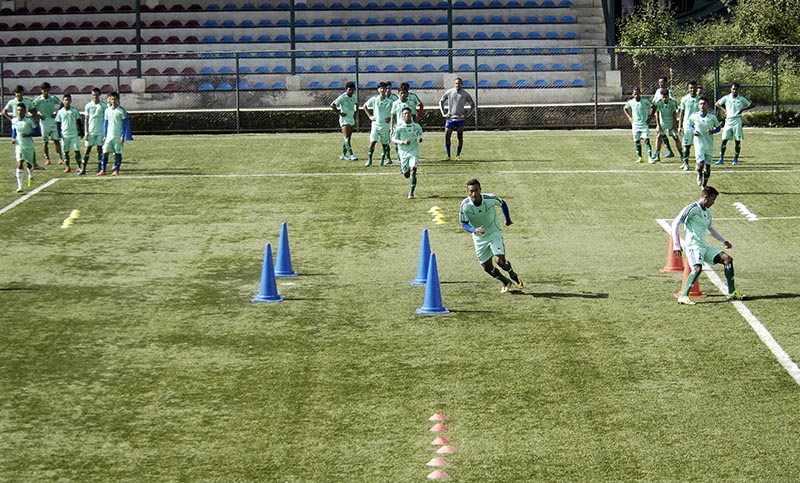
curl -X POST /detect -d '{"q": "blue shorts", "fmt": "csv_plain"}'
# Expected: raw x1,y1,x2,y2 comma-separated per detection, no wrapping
445,118,466,130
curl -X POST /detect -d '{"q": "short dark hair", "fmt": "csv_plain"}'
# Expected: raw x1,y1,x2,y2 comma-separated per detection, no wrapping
345,81,356,89
702,186,719,197
108,91,120,100
467,178,481,188
14,85,24,94
698,96,710,104
378,81,387,89
659,76,668,83
17,102,27,112
40,81,51,90
92,87,101,94
401,106,412,113
63,93,71,101
400,82,410,91
687,80,697,86
731,82,740,89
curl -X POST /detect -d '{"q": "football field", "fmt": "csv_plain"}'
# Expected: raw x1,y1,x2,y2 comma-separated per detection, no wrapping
2,129,800,482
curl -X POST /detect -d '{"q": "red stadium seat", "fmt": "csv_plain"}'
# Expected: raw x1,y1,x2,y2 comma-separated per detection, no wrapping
35,69,50,76
170,4,186,10
181,67,197,74
167,20,182,28
95,36,109,43
185,20,200,27
162,67,178,75
7,38,22,46
119,84,132,93
29,86,42,95
115,21,129,28
97,21,112,29
50,6,64,13
108,68,123,75
145,67,160,75
66,6,80,12
101,5,116,12
100,84,115,93
112,36,129,44
126,68,138,75
166,35,181,43
184,35,199,43
80,85,95,94
46,22,60,29
30,22,43,29
76,36,92,44
24,38,40,46
163,83,179,92
64,85,80,94
41,37,57,45
90,68,106,76
73,68,87,75
49,85,63,94
119,5,133,11
62,21,77,29
83,5,97,12
32,6,46,13
59,37,74,45
147,36,163,43
2,69,13,77
79,21,93,28
149,20,165,27
53,68,69,76
146,84,162,93
16,69,32,76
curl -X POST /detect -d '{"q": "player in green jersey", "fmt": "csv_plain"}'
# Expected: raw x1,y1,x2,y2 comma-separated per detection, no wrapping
83,88,108,174
32,82,64,166
2,85,40,170
55,94,83,173
391,107,424,199
677,81,700,171
330,81,358,161
715,83,755,166
401,82,424,122
653,90,681,163
688,97,721,188
385,80,399,103
363,82,394,167
623,87,655,163
99,92,129,176
11,104,37,193
459,179,523,294
671,186,742,304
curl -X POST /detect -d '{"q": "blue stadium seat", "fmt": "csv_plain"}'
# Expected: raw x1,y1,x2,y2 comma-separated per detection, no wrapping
543,15,557,23
239,66,252,74
274,66,288,73
310,65,325,72
561,15,576,23
311,34,325,42
455,32,470,39
222,2,237,9
311,1,325,7
364,81,379,89
477,63,491,71
491,32,506,39
328,65,344,72
253,82,268,89
564,31,578,39
271,82,286,90
454,16,468,23
532,63,547,71
312,18,325,25
241,19,255,26
509,31,523,39
331,1,345,8
513,63,528,71
526,32,542,39
218,66,235,73
383,18,397,24
495,63,511,71
295,19,307,26
421,80,437,88
496,79,512,87
330,18,344,25
255,66,270,73
419,17,433,23
438,64,449,71
541,0,555,5
420,32,435,40
384,64,399,72
509,15,522,22
347,33,362,40
239,81,250,90
203,20,218,27
552,79,568,87
533,79,548,87
545,31,559,38
523,0,538,6
514,79,531,87
329,34,344,41
365,17,379,24
462,79,475,88
200,66,215,74
348,2,362,8
569,63,584,70
458,63,474,71
401,33,416,40
259,1,274,7
402,64,417,71
240,35,254,42
478,79,492,87
220,35,235,42
551,63,566,70
421,64,436,71
406,80,418,88
571,78,586,87
384,33,399,40
295,65,306,72
221,20,236,27
473,31,489,39
202,35,217,42
472,16,486,23
328,81,343,89
401,17,415,24
348,18,362,24
365,64,380,72
566,47,581,54
559,0,573,5
490,15,503,23
206,3,221,10
308,81,324,89
217,82,233,90
198,82,214,91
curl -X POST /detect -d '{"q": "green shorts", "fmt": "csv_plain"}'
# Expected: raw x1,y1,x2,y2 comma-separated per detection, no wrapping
399,151,418,174
40,120,59,142
85,133,104,147
721,121,744,141
473,231,505,264
685,244,724,267
370,123,390,144
15,143,35,164
62,135,80,152
632,126,650,142
102,138,124,155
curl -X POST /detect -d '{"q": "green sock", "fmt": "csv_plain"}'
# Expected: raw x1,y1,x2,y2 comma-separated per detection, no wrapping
682,269,701,297
499,261,518,281
719,144,727,159
704,165,711,184
342,140,348,156
345,139,352,155
724,262,735,292
664,138,672,153
635,143,642,157
645,144,652,157
734,143,740,158
410,173,417,194
489,268,510,285
64,152,70,166
383,144,391,163
368,145,375,162
682,146,690,162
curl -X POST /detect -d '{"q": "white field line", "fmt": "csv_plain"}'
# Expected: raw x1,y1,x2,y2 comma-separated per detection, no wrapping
656,218,800,385
0,178,59,216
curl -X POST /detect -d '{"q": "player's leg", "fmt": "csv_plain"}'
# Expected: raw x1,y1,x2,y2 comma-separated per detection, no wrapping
677,248,703,304
732,140,741,165
671,134,682,160
495,253,523,288
15,158,24,192
381,127,392,165
53,130,64,163
339,125,349,159
366,125,378,167
633,130,643,162
713,251,742,299
111,141,123,175
42,138,51,165
653,133,663,160
444,126,453,160
717,139,728,164
455,126,464,159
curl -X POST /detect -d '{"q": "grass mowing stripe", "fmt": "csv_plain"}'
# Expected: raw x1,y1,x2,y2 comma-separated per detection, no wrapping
0,178,59,216
656,218,800,385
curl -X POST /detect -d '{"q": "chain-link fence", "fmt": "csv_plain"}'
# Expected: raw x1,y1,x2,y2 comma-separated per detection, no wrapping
1,45,797,134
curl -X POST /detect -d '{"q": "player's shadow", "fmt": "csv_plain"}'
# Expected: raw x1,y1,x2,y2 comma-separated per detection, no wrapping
740,293,800,301
720,191,800,196
518,291,609,299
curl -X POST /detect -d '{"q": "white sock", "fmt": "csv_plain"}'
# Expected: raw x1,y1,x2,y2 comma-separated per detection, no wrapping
16,168,22,188
26,166,33,181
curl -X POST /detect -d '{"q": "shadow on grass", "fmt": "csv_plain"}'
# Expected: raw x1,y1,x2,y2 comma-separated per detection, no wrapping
521,291,609,299
720,191,800,196
696,293,800,304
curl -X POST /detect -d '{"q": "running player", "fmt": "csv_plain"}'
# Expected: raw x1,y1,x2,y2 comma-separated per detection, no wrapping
31,81,64,166
330,81,358,161
439,78,475,161
54,94,83,173
11,104,37,193
459,179,523,294
715,83,755,166
671,186,743,304
623,87,655,163
391,107,424,199
688,97,721,188
362,82,394,167
83,87,108,175
653,90,681,163
677,81,700,171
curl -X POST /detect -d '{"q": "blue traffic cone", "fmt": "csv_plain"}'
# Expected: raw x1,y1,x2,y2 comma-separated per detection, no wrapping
417,252,450,315
411,228,431,286
253,243,285,302
275,222,298,277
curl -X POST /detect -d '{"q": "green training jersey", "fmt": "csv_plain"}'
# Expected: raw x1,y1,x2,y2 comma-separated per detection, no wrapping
655,98,678,127
679,94,699,127
392,121,423,156
4,97,34,116
624,97,653,128
717,93,752,124
55,107,81,138
84,100,108,136
104,105,128,140
390,99,418,125
460,193,505,239
364,95,393,127
332,92,358,123
12,116,37,149
673,201,713,250
32,94,62,121
688,111,720,153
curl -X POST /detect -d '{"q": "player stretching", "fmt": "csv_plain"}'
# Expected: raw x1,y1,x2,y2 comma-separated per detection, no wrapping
671,186,743,304
98,92,130,176
715,83,755,166
459,179,523,293
391,107,423,199
11,104,37,193
330,81,358,161
439,78,475,161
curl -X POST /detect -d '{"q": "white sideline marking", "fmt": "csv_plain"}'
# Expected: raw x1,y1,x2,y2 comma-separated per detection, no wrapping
657,218,800,385
732,201,759,221
0,178,59,216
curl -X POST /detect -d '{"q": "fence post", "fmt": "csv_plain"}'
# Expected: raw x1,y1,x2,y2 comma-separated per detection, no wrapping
593,47,598,128
713,46,720,101
473,49,479,130
772,47,779,113
235,54,241,134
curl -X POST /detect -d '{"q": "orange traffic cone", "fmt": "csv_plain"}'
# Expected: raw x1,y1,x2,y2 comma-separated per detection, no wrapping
660,236,683,273
674,257,707,298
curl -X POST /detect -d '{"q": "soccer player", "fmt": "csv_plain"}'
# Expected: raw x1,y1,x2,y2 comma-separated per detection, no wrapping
2,85,41,170
385,80,399,103
677,81,700,171
391,107,423,199
653,90,681,162
459,178,523,294
32,81,64,166
83,87,108,174
98,92,129,176
401,81,424,122
362,81,394,167
652,76,675,103
671,186,742,304
439,77,475,161
688,97,721,188
715,83,755,166
54,94,83,173
11,104,37,193
623,87,655,163
330,81,358,161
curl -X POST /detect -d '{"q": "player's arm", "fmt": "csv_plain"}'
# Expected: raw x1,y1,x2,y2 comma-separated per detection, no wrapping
363,101,375,122
461,219,477,234
623,105,632,123
500,199,512,226
438,93,448,117
671,214,684,255
330,100,341,114
463,93,475,119
708,226,731,248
